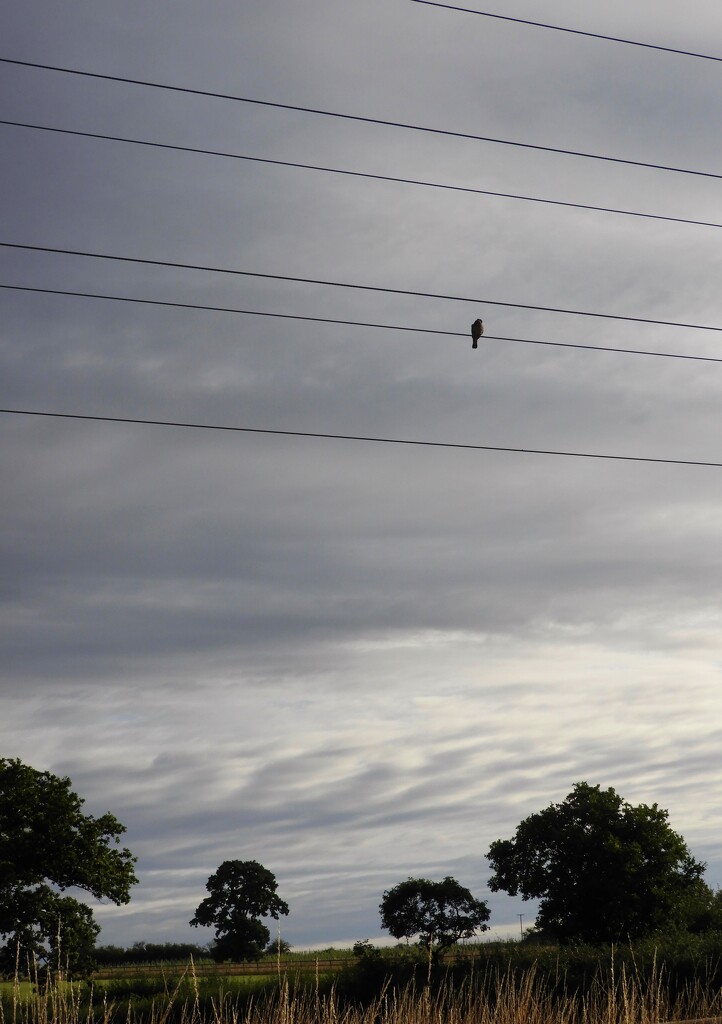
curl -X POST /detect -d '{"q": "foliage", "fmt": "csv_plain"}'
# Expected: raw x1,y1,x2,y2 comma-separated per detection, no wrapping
379,876,490,956
209,921,270,963
487,781,707,944
265,937,292,956
336,933,722,1007
10,938,722,1023
93,942,211,966
352,940,382,960
0,757,137,977
190,860,289,963
674,880,722,933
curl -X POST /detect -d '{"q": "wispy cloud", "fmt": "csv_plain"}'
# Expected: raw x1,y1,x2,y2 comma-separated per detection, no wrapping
3,0,722,949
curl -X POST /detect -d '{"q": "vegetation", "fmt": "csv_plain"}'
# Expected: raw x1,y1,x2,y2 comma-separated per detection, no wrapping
7,940,722,1024
93,943,211,967
265,938,292,956
190,861,289,963
487,781,709,944
379,877,489,958
0,758,137,977
8,760,722,1024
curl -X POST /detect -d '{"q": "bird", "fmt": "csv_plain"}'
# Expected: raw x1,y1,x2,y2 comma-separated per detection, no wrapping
471,318,484,349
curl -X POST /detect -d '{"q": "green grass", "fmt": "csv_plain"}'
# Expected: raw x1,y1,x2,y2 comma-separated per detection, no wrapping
0,980,34,999
91,947,357,976
7,938,722,1024
4,959,722,1024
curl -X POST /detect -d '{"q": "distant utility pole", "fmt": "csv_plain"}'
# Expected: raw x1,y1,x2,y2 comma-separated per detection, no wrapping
518,914,524,941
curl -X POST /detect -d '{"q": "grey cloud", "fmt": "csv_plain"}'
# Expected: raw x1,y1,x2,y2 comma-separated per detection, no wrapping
4,0,722,948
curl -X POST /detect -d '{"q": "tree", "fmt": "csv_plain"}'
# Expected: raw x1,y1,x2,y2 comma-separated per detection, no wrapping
190,860,289,962
94,942,210,966
0,757,137,976
265,937,292,956
487,781,706,944
686,885,722,933
379,876,490,957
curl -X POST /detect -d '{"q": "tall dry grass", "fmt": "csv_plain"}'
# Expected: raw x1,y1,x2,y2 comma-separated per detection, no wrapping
3,958,722,1024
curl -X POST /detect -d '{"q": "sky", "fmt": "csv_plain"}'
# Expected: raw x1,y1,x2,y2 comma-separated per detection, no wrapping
3,0,722,951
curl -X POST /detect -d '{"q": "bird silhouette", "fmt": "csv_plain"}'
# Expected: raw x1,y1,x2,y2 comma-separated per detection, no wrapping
471,318,484,349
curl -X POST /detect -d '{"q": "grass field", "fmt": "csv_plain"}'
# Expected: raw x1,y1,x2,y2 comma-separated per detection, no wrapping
90,956,352,979
4,954,722,1024
6,937,722,1024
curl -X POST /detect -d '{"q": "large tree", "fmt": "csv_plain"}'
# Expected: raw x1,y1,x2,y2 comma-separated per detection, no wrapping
487,781,706,944
0,757,137,976
379,876,490,957
190,860,289,962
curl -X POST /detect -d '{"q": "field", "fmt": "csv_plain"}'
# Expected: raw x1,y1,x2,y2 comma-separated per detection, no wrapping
4,940,722,1024
90,956,351,979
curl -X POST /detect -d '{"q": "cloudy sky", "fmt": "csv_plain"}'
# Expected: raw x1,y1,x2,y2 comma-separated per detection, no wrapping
3,0,722,950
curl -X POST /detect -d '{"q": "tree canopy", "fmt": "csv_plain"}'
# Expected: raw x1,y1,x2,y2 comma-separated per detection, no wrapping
190,860,289,962
379,876,490,955
487,781,707,944
0,757,137,976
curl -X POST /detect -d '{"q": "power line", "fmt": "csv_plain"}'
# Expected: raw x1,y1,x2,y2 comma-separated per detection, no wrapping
3,118,722,233
1,283,463,335
2,407,720,469
411,1,722,65
1,57,722,182
4,282,722,365
3,241,722,333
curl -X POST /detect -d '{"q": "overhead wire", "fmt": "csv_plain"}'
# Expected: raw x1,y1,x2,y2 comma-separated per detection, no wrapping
410,1,722,65
2,57,722,182
4,118,722,233
3,282,722,365
2,407,722,470
3,241,722,334
1,35,720,469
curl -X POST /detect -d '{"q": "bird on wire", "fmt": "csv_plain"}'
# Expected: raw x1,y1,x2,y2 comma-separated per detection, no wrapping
471,318,484,348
